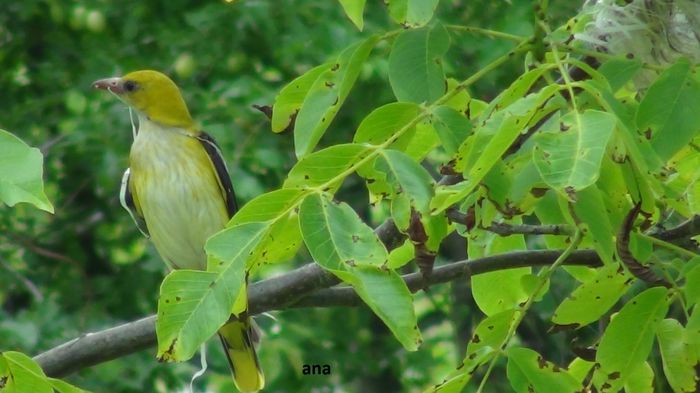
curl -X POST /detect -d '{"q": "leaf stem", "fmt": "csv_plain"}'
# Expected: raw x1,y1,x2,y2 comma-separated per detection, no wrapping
640,233,700,259
445,25,526,43
475,229,583,393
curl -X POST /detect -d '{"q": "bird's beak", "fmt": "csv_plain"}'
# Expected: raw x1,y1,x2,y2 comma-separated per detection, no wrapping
92,77,124,94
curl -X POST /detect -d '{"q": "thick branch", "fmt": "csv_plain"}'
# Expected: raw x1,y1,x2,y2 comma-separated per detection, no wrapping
35,249,601,378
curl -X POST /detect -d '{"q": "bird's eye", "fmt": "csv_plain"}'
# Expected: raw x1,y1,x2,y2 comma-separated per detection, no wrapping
124,80,137,92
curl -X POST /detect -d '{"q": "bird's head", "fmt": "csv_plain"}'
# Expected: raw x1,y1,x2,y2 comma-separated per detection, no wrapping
93,70,194,129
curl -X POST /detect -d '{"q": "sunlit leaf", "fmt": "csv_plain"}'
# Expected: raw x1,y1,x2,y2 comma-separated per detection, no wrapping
1,351,53,393
552,263,631,328
156,223,266,362
506,347,581,393
337,0,366,30
335,265,422,351
425,347,494,393
228,189,306,265
294,35,379,157
657,319,698,393
271,63,332,132
470,227,530,315
533,110,616,191
299,193,421,350
299,193,387,270
0,129,54,213
285,143,373,191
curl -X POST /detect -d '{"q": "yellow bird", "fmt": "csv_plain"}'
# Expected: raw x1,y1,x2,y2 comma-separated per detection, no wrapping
93,70,264,392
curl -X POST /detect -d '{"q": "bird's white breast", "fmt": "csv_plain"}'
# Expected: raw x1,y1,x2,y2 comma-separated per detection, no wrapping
129,117,228,270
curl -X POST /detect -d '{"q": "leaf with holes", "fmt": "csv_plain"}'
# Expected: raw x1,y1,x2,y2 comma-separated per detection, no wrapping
533,110,616,191
388,23,449,103
335,265,422,351
424,347,494,393
1,351,53,393
594,287,670,392
228,189,306,266
299,193,387,270
507,347,581,393
637,59,700,162
552,263,631,328
294,35,379,157
157,223,266,362
271,63,332,133
285,143,373,191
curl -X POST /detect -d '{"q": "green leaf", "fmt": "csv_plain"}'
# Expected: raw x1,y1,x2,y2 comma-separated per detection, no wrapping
337,0,366,30
375,149,435,213
432,105,472,155
1,351,53,393
299,193,387,270
431,85,558,214
684,264,700,307
594,287,670,392
687,306,700,361
299,194,420,350
506,347,581,393
0,129,54,213
228,189,306,266
294,35,379,157
387,239,414,269
335,265,422,351
388,23,449,103
285,144,373,191
424,347,494,393
637,59,700,162
573,185,616,265
387,0,439,27
271,63,332,132
552,263,631,328
230,189,304,225
598,58,642,92
623,362,654,393
353,102,421,145
48,378,91,393
157,223,266,362
466,309,517,356
533,110,616,191
470,229,530,315
657,319,698,393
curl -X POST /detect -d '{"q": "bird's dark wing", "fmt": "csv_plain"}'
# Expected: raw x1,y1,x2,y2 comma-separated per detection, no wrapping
196,132,238,218
120,168,150,237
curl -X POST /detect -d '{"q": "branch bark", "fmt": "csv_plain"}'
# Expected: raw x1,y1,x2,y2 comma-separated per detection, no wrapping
34,249,601,378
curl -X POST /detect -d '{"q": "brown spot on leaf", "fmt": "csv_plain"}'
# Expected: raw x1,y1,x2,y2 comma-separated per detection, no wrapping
471,334,481,344
352,235,360,243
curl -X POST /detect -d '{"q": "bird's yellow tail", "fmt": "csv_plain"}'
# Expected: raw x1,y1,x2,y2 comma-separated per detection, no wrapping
218,319,264,393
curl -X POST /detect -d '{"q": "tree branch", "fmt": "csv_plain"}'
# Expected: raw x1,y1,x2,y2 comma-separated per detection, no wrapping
34,249,601,378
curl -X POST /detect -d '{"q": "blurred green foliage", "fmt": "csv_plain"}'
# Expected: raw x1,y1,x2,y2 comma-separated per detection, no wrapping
0,1,582,392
